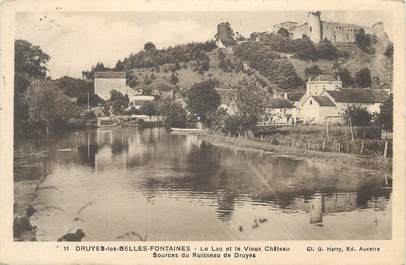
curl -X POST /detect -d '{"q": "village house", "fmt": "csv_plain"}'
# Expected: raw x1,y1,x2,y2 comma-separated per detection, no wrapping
321,88,388,114
305,75,342,96
94,71,128,101
300,94,340,124
284,74,388,124
284,75,342,121
128,95,155,110
260,98,297,125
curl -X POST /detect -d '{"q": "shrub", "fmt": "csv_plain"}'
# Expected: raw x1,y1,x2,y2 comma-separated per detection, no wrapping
354,68,372,88
344,105,372,126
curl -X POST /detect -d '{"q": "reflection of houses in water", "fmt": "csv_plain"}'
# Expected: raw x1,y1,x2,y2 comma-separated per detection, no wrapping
293,192,358,226
215,191,236,222
184,135,202,154
309,194,324,226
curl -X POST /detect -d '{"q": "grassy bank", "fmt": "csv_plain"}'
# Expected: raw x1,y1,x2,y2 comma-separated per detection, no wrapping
254,125,392,157
203,131,392,174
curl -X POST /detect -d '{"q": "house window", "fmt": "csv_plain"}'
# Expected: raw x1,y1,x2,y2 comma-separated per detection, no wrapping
310,100,312,105
310,26,312,32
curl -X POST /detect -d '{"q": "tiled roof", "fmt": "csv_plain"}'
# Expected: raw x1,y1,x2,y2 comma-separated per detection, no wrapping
312,96,336,106
311,75,337,82
268,98,295,108
94,71,126,79
286,91,305,101
326,89,388,104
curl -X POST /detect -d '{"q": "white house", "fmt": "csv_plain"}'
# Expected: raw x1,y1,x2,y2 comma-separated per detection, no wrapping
320,88,388,115
261,98,297,125
94,71,127,101
301,95,341,124
283,75,388,124
128,95,155,110
306,75,342,96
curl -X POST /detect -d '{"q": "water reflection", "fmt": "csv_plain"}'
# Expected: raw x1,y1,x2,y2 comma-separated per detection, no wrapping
14,128,392,240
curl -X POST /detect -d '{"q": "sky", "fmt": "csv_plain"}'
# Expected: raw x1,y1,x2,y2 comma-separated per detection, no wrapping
16,11,393,79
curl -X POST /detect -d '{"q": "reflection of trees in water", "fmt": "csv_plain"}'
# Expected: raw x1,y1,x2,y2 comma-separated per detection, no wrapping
77,144,98,169
111,134,129,155
356,179,391,208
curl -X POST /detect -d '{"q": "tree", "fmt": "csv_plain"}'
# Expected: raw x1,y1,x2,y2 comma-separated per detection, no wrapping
377,94,393,131
115,60,125,71
335,68,353,88
15,40,51,130
384,43,393,59
25,82,79,129
144,42,156,52
108,89,129,115
262,58,303,90
144,75,152,85
170,73,179,85
222,115,244,135
317,39,339,60
141,101,157,117
304,65,322,80
93,62,107,72
277,28,290,38
15,39,50,79
233,78,268,129
355,68,372,88
157,98,187,128
355,28,372,52
295,36,318,60
186,80,221,126
344,105,372,126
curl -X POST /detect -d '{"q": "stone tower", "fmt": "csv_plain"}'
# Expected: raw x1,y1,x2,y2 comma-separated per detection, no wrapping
308,11,322,43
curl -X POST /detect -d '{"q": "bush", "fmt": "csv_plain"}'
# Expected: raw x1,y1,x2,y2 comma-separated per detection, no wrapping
354,68,372,88
317,39,340,60
384,43,393,59
222,115,243,135
335,68,353,87
376,94,393,132
344,105,372,126
305,65,322,79
355,28,375,53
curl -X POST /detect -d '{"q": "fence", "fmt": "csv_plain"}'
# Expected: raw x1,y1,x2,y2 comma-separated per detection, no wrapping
230,125,392,158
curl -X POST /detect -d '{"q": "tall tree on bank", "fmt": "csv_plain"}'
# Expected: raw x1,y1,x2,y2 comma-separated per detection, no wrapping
233,78,268,130
25,82,79,130
14,39,51,130
186,80,221,126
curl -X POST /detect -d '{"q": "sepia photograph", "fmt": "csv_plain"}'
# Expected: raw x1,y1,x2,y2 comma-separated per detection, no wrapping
12,9,394,244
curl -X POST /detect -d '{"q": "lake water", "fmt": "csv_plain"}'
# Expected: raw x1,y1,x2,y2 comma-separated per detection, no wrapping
14,127,391,241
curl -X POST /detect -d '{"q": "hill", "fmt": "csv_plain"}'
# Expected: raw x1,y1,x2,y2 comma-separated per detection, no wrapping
85,22,393,97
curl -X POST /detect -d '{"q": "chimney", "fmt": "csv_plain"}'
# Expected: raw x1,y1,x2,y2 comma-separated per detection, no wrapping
283,92,288,99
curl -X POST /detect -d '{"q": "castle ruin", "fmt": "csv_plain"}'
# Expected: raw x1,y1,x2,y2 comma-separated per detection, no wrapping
273,11,384,43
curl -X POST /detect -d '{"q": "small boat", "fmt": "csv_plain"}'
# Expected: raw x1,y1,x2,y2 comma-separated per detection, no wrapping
169,128,202,133
58,148,72,152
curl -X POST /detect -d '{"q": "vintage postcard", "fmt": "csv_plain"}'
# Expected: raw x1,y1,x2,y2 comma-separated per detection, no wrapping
0,0,404,264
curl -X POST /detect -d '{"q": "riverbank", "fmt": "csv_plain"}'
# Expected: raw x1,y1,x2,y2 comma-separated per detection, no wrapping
203,132,392,174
